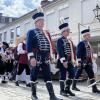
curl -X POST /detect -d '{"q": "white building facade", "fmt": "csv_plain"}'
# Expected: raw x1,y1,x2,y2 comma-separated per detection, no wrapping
0,0,100,65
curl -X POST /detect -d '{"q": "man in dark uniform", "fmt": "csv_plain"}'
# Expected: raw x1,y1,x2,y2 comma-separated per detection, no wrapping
26,8,62,100
57,18,76,97
72,29,100,93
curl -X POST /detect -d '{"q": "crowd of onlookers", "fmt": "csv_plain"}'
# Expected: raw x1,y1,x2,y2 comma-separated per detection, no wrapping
0,42,16,83
0,40,58,86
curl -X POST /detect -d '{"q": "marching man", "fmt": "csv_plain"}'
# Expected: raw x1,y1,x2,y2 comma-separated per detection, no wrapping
72,29,100,93
26,7,62,100
57,18,76,97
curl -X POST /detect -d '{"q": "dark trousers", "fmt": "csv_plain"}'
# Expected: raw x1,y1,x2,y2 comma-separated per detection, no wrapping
17,63,30,75
6,60,14,73
11,61,18,80
0,60,6,75
30,62,52,82
74,64,95,80
59,62,75,81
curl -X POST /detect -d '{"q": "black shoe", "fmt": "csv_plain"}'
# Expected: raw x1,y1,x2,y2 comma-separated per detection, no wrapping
31,82,38,100
15,81,19,86
31,95,39,100
1,80,8,84
90,79,100,94
9,78,13,81
60,91,69,97
50,95,63,100
72,87,80,91
26,83,31,87
92,88,100,94
65,89,75,96
46,82,63,100
65,79,75,96
60,81,68,97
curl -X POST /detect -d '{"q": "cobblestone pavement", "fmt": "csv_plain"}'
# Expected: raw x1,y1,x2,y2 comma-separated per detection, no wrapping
0,80,100,100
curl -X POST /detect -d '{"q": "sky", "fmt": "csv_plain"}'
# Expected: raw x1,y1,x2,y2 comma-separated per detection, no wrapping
0,0,42,17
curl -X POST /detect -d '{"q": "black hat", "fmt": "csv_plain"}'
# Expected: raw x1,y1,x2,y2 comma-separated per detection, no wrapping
59,17,69,32
3,42,9,48
81,29,90,35
32,7,44,22
32,12,44,21
59,23,68,30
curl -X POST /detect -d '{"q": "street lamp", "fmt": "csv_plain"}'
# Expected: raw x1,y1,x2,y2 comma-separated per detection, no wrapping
93,4,100,21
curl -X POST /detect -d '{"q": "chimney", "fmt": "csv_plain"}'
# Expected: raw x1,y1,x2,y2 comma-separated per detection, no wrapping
41,0,51,6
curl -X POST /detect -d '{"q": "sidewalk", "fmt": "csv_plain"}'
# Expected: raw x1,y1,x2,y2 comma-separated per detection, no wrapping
0,80,100,100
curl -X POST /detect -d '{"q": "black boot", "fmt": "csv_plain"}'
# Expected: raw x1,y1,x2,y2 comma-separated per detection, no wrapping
26,83,31,87
1,80,8,84
31,82,39,100
1,76,8,84
90,79,100,94
15,75,20,86
65,79,75,96
15,81,19,86
46,82,63,100
72,80,80,91
60,81,68,97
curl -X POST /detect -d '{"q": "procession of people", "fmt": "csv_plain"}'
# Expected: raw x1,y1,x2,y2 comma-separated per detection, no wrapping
0,7,100,100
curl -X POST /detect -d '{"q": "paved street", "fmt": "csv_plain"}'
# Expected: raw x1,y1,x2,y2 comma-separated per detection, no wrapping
0,80,100,100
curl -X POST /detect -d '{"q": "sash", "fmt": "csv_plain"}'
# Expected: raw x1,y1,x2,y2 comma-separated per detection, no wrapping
43,30,55,53
68,39,76,65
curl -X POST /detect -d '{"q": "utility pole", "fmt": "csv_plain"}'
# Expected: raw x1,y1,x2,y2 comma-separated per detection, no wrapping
78,23,81,42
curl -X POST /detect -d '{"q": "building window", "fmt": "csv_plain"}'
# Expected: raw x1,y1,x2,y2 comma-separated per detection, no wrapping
1,17,5,23
46,12,56,35
10,29,14,43
16,26,21,37
24,22,30,33
0,34,2,42
9,18,12,22
4,31,7,42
